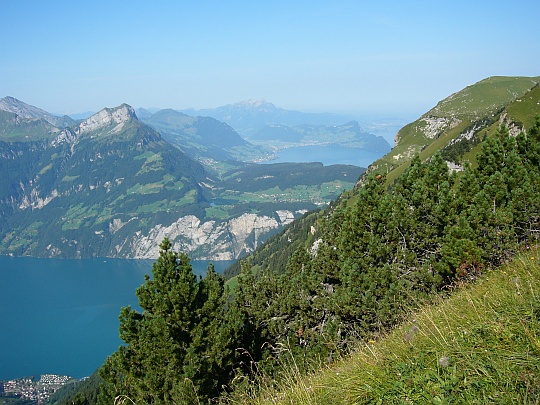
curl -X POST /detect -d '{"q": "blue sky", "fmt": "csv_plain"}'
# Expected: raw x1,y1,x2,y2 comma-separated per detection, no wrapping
1,1,539,118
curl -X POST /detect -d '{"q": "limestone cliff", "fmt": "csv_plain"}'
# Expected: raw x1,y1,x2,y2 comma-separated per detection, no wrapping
120,210,298,260
76,104,136,136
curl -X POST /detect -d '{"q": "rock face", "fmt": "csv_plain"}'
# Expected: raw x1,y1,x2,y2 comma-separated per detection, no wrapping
77,104,136,136
122,211,297,260
417,116,462,139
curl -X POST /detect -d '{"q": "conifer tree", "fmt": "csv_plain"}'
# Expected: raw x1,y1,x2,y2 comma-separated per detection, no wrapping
99,238,238,404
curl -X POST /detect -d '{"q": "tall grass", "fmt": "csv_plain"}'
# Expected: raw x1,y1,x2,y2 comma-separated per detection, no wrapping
231,247,540,404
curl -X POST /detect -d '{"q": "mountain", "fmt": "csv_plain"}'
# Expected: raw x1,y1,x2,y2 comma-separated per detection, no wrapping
0,99,364,260
140,108,270,163
53,76,540,402
253,120,391,152
368,75,540,181
0,96,75,128
135,107,153,120
0,102,210,258
182,99,355,138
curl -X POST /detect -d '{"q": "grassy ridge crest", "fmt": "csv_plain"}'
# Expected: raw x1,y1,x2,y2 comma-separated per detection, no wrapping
368,76,540,184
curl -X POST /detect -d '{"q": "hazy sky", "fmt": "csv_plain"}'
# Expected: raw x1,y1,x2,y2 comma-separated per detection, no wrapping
1,1,539,118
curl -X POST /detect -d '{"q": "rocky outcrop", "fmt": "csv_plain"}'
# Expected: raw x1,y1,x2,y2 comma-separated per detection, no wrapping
120,210,298,260
417,116,462,139
76,104,136,136
18,187,58,209
499,112,525,137
51,128,77,147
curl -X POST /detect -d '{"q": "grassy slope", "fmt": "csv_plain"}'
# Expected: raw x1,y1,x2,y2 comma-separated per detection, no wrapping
239,247,540,404
370,76,540,178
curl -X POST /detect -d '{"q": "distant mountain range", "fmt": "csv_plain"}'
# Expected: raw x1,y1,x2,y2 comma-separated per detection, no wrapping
251,120,391,153
179,99,391,156
138,101,391,165
138,108,270,163
0,97,366,260
180,99,355,137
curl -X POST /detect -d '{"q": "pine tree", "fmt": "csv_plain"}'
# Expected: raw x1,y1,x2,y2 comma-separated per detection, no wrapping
99,239,238,404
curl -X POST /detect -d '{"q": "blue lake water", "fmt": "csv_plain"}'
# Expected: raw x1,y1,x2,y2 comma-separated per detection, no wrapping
0,256,233,380
270,145,387,167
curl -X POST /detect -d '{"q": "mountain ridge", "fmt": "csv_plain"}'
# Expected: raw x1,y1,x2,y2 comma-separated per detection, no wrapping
364,75,540,182
0,96,75,128
181,99,356,137
140,108,263,163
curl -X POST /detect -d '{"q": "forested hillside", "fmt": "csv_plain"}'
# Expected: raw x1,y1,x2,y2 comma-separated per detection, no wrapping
140,108,268,163
44,77,540,403
239,247,540,404
92,115,540,404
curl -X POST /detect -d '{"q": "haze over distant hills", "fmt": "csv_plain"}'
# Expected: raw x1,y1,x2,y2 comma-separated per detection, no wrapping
137,100,391,166
179,99,392,158
180,99,354,137
138,108,270,163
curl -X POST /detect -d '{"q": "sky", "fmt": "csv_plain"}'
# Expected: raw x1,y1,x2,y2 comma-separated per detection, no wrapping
1,1,539,119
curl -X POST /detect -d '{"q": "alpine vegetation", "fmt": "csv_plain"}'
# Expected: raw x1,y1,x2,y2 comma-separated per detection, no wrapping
97,116,540,403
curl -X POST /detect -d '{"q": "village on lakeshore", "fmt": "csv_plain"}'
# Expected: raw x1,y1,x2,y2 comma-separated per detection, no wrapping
0,374,76,404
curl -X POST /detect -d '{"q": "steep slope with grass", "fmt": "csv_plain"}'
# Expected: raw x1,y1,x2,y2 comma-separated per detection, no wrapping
241,248,540,404
369,75,540,183
214,92,540,402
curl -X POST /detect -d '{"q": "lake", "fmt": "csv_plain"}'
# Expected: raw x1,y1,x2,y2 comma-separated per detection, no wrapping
269,145,387,167
0,256,233,380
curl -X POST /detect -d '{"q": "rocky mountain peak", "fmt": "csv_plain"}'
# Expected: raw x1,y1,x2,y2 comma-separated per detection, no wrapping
76,103,137,135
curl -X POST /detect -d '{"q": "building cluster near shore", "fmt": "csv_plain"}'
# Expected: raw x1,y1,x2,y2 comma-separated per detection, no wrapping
0,374,74,404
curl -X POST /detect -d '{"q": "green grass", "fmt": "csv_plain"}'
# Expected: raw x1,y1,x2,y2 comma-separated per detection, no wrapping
38,163,54,175
430,76,540,120
61,175,79,182
505,85,540,128
127,182,164,194
233,247,540,404
135,152,164,175
215,182,356,206
205,205,232,219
